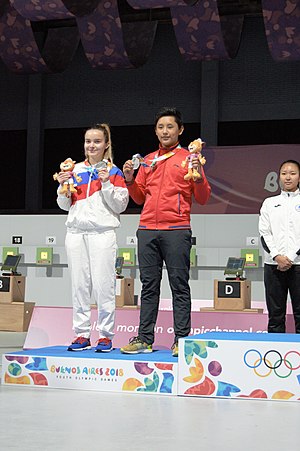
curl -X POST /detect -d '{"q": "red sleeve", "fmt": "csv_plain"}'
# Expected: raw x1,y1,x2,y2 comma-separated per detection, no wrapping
192,168,211,205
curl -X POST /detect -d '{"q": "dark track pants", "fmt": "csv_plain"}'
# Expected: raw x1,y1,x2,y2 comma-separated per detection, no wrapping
264,264,300,333
137,229,192,344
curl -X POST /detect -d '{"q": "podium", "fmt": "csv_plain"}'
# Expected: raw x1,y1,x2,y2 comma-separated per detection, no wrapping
0,275,35,331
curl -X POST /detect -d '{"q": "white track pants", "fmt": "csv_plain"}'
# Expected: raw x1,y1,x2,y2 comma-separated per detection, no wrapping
65,230,117,339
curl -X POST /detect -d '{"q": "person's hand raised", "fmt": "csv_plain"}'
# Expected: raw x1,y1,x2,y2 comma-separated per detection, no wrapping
123,160,134,182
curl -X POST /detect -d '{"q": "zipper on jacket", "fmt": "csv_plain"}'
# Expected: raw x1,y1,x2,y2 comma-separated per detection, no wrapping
155,159,167,228
87,170,92,198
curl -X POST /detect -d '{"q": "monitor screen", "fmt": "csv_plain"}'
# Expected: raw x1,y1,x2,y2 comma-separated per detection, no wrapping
1,254,21,272
224,257,245,276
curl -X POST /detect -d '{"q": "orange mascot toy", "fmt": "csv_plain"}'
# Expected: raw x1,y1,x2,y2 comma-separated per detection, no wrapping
181,138,206,181
53,158,82,196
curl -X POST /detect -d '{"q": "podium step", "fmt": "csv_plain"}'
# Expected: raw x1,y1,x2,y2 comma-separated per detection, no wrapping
3,332,300,402
1,346,178,395
178,332,300,402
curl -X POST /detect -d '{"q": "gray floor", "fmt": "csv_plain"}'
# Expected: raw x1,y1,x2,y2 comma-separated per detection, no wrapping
0,382,300,451
1,332,300,451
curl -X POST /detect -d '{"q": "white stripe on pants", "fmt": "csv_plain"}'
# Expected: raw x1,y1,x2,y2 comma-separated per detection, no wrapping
65,230,117,339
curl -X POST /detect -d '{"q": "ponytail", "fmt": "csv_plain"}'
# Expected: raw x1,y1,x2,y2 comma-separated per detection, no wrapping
86,123,113,164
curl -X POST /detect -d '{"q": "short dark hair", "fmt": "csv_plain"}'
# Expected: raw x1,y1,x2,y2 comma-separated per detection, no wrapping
154,107,183,128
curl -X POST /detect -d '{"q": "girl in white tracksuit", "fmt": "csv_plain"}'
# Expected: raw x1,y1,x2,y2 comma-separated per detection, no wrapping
56,124,128,351
259,159,300,333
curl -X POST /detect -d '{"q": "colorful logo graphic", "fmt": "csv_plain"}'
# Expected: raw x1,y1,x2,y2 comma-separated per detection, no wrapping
181,340,300,401
243,349,300,379
122,362,175,393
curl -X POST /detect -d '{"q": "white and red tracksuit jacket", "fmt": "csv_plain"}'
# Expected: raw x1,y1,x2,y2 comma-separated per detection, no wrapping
57,160,128,231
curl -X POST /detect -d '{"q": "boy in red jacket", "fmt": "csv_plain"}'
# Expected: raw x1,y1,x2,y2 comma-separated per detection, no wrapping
121,107,211,356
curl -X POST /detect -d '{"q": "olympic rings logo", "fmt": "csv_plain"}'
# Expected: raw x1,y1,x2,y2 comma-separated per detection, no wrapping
243,349,300,378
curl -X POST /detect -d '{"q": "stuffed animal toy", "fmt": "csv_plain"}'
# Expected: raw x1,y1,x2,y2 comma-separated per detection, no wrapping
53,158,82,196
181,138,206,181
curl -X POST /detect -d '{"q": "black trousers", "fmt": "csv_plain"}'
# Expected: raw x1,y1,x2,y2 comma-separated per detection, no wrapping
264,264,300,333
137,229,192,345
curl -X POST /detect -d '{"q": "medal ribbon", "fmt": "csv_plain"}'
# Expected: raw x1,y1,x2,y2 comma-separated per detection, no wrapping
150,151,175,168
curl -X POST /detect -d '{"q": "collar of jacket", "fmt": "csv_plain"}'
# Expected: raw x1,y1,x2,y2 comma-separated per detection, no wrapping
158,142,181,154
281,188,300,197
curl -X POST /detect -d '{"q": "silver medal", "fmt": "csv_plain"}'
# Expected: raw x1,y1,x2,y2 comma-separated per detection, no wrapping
94,160,107,170
132,154,143,170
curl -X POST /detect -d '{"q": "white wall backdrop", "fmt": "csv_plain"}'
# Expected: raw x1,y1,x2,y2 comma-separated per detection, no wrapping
0,214,266,308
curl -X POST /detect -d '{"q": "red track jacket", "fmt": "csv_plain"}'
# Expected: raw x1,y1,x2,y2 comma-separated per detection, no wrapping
127,145,211,230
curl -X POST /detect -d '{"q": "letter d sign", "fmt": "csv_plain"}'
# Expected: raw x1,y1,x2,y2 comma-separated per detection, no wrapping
225,285,233,295
217,281,240,298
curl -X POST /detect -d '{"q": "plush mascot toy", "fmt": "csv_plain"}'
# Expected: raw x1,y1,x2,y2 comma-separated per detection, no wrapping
181,138,206,181
53,158,82,196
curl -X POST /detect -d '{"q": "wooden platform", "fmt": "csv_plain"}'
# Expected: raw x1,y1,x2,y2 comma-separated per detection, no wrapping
200,307,264,314
0,302,35,332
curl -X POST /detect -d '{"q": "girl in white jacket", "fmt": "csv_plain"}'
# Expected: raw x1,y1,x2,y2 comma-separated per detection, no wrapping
259,160,300,333
56,124,128,351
